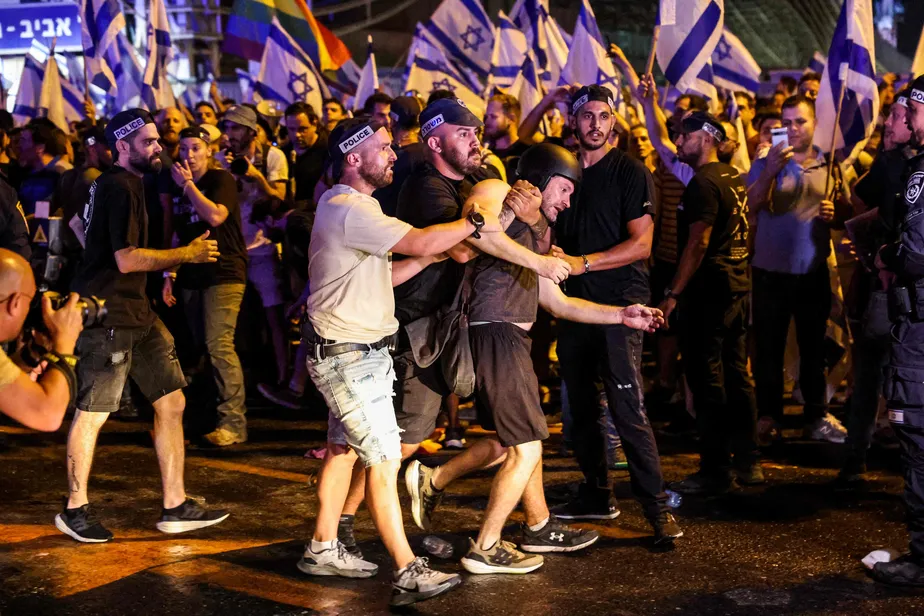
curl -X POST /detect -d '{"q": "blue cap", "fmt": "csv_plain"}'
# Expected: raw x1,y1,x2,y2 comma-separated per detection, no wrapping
418,98,482,138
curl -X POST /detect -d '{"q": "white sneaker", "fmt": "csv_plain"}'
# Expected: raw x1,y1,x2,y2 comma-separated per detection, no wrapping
391,557,461,607
296,540,379,578
806,413,847,444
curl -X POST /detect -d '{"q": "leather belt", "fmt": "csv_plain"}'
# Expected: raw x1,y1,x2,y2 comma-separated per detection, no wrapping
305,333,397,361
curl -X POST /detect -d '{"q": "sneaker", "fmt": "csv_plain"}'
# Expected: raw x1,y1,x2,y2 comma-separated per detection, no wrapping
203,428,247,447
550,495,620,521
405,460,444,531
391,556,461,607
869,554,924,587
54,504,113,543
257,383,307,411
757,416,780,447
297,540,379,578
519,514,599,553
460,539,544,574
607,446,628,471
443,426,466,450
156,498,230,534
337,514,362,557
670,471,733,495
650,512,683,545
805,413,847,444
734,464,766,486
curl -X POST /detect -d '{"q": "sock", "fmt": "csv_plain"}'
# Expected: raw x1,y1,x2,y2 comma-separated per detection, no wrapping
479,539,498,551
339,514,354,524
311,538,336,552
528,517,550,532
429,476,444,492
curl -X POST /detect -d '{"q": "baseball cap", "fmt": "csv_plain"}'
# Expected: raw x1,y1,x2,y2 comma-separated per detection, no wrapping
909,75,924,105
221,104,258,132
418,98,483,139
679,111,727,142
105,109,155,146
179,125,212,144
83,125,107,147
328,117,386,163
199,123,222,144
390,95,423,129
571,85,616,116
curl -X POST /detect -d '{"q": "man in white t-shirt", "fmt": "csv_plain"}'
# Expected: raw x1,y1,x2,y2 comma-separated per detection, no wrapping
298,118,500,607
219,105,291,389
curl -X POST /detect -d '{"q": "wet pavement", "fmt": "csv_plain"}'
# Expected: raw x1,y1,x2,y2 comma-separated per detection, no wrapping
2,401,924,616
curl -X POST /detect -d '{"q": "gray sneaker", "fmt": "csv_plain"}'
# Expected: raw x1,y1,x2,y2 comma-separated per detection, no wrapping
805,413,847,444
460,538,544,575
391,556,461,607
296,540,379,578
405,460,444,531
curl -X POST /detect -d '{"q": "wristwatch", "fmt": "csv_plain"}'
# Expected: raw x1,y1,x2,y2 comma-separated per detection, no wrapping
664,287,677,301
468,211,485,239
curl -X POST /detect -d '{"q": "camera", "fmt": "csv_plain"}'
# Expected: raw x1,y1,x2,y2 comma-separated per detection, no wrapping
19,292,108,367
225,148,250,176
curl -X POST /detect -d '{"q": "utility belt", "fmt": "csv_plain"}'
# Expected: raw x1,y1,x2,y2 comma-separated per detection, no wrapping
300,319,397,361
888,279,924,322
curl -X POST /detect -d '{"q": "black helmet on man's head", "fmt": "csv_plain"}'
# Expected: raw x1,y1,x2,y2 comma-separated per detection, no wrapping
515,143,581,192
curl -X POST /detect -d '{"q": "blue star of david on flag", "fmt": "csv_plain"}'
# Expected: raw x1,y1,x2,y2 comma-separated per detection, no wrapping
288,71,314,98
432,78,456,92
460,25,486,53
596,68,619,90
715,37,732,61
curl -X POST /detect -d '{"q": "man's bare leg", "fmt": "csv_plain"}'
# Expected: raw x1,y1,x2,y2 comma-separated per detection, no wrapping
431,438,505,490
151,390,187,509
365,459,416,569
313,443,358,542
520,457,551,527
65,410,110,508
340,458,366,516
476,440,543,549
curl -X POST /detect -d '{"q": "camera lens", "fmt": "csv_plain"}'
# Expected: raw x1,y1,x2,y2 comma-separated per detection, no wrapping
230,157,249,176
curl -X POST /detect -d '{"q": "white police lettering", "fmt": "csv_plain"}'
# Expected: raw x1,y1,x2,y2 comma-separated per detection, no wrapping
702,123,723,141
896,96,909,108
607,98,616,110
113,117,146,140
338,125,375,153
456,98,467,108
421,114,445,137
911,89,924,104
571,95,589,115
907,172,924,205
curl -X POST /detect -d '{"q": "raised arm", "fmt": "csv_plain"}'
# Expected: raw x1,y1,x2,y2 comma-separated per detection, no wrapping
171,162,230,227
637,73,676,160
519,86,578,146
609,44,641,98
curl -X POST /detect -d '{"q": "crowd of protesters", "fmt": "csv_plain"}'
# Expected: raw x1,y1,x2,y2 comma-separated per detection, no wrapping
1,50,924,602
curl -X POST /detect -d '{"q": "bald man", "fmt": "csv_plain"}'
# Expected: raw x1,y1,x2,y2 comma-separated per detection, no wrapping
0,248,84,431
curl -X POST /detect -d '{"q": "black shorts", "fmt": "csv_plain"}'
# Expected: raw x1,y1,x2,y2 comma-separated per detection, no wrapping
471,322,549,447
75,319,187,413
393,346,449,444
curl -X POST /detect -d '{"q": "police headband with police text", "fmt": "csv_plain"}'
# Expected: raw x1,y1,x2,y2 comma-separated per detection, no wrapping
571,94,617,116
911,89,924,105
112,117,147,141
338,125,375,154
701,123,725,142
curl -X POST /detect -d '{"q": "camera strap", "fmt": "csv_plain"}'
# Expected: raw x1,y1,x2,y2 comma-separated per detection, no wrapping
42,351,78,409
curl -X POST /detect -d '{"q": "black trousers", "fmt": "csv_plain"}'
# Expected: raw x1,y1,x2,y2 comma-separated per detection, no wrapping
558,321,668,519
752,266,832,424
884,318,924,563
679,291,758,474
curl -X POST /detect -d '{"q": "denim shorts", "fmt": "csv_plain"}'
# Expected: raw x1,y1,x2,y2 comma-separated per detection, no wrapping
75,319,187,413
307,347,402,467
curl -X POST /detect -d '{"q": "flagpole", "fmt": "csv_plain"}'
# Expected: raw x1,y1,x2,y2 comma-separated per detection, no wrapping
661,81,669,112
825,63,849,198
645,25,660,76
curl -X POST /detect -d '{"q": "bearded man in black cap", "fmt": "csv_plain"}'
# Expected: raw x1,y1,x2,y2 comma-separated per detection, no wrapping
550,85,681,544
55,109,229,544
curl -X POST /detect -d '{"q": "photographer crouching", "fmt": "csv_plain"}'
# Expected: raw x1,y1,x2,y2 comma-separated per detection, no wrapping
0,248,83,431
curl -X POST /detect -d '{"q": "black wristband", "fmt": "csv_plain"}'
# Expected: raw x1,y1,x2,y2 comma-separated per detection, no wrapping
42,351,78,409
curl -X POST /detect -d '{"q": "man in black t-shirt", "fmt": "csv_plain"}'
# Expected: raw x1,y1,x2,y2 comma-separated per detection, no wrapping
658,111,759,494
484,93,530,179
373,96,426,217
0,177,30,259
283,102,328,206
162,126,249,447
550,86,675,540
57,110,229,544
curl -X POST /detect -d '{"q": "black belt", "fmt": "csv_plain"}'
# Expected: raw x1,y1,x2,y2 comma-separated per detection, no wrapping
305,333,397,361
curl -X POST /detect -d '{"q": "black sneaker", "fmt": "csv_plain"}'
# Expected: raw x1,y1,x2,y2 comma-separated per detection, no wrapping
670,471,733,495
607,446,628,471
156,498,230,534
550,495,620,521
391,557,461,606
650,512,683,545
520,514,599,553
337,514,362,557
54,504,113,543
405,460,444,531
869,554,924,587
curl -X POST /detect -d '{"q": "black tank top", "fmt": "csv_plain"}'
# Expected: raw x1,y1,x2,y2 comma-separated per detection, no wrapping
468,219,539,323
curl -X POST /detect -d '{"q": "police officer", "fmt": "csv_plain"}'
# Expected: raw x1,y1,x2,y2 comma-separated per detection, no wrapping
871,75,924,587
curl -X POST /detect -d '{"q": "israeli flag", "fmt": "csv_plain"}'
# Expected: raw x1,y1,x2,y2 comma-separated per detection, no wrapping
560,0,620,94
353,35,379,112
489,11,528,91
407,24,480,92
814,0,879,162
404,53,485,117
657,0,724,96
141,0,175,110
236,68,256,103
423,0,495,85
712,28,761,94
81,0,125,95
725,91,750,172
114,33,143,110
510,0,569,88
687,61,718,106
808,51,827,74
13,53,84,127
508,53,544,119
256,17,331,113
